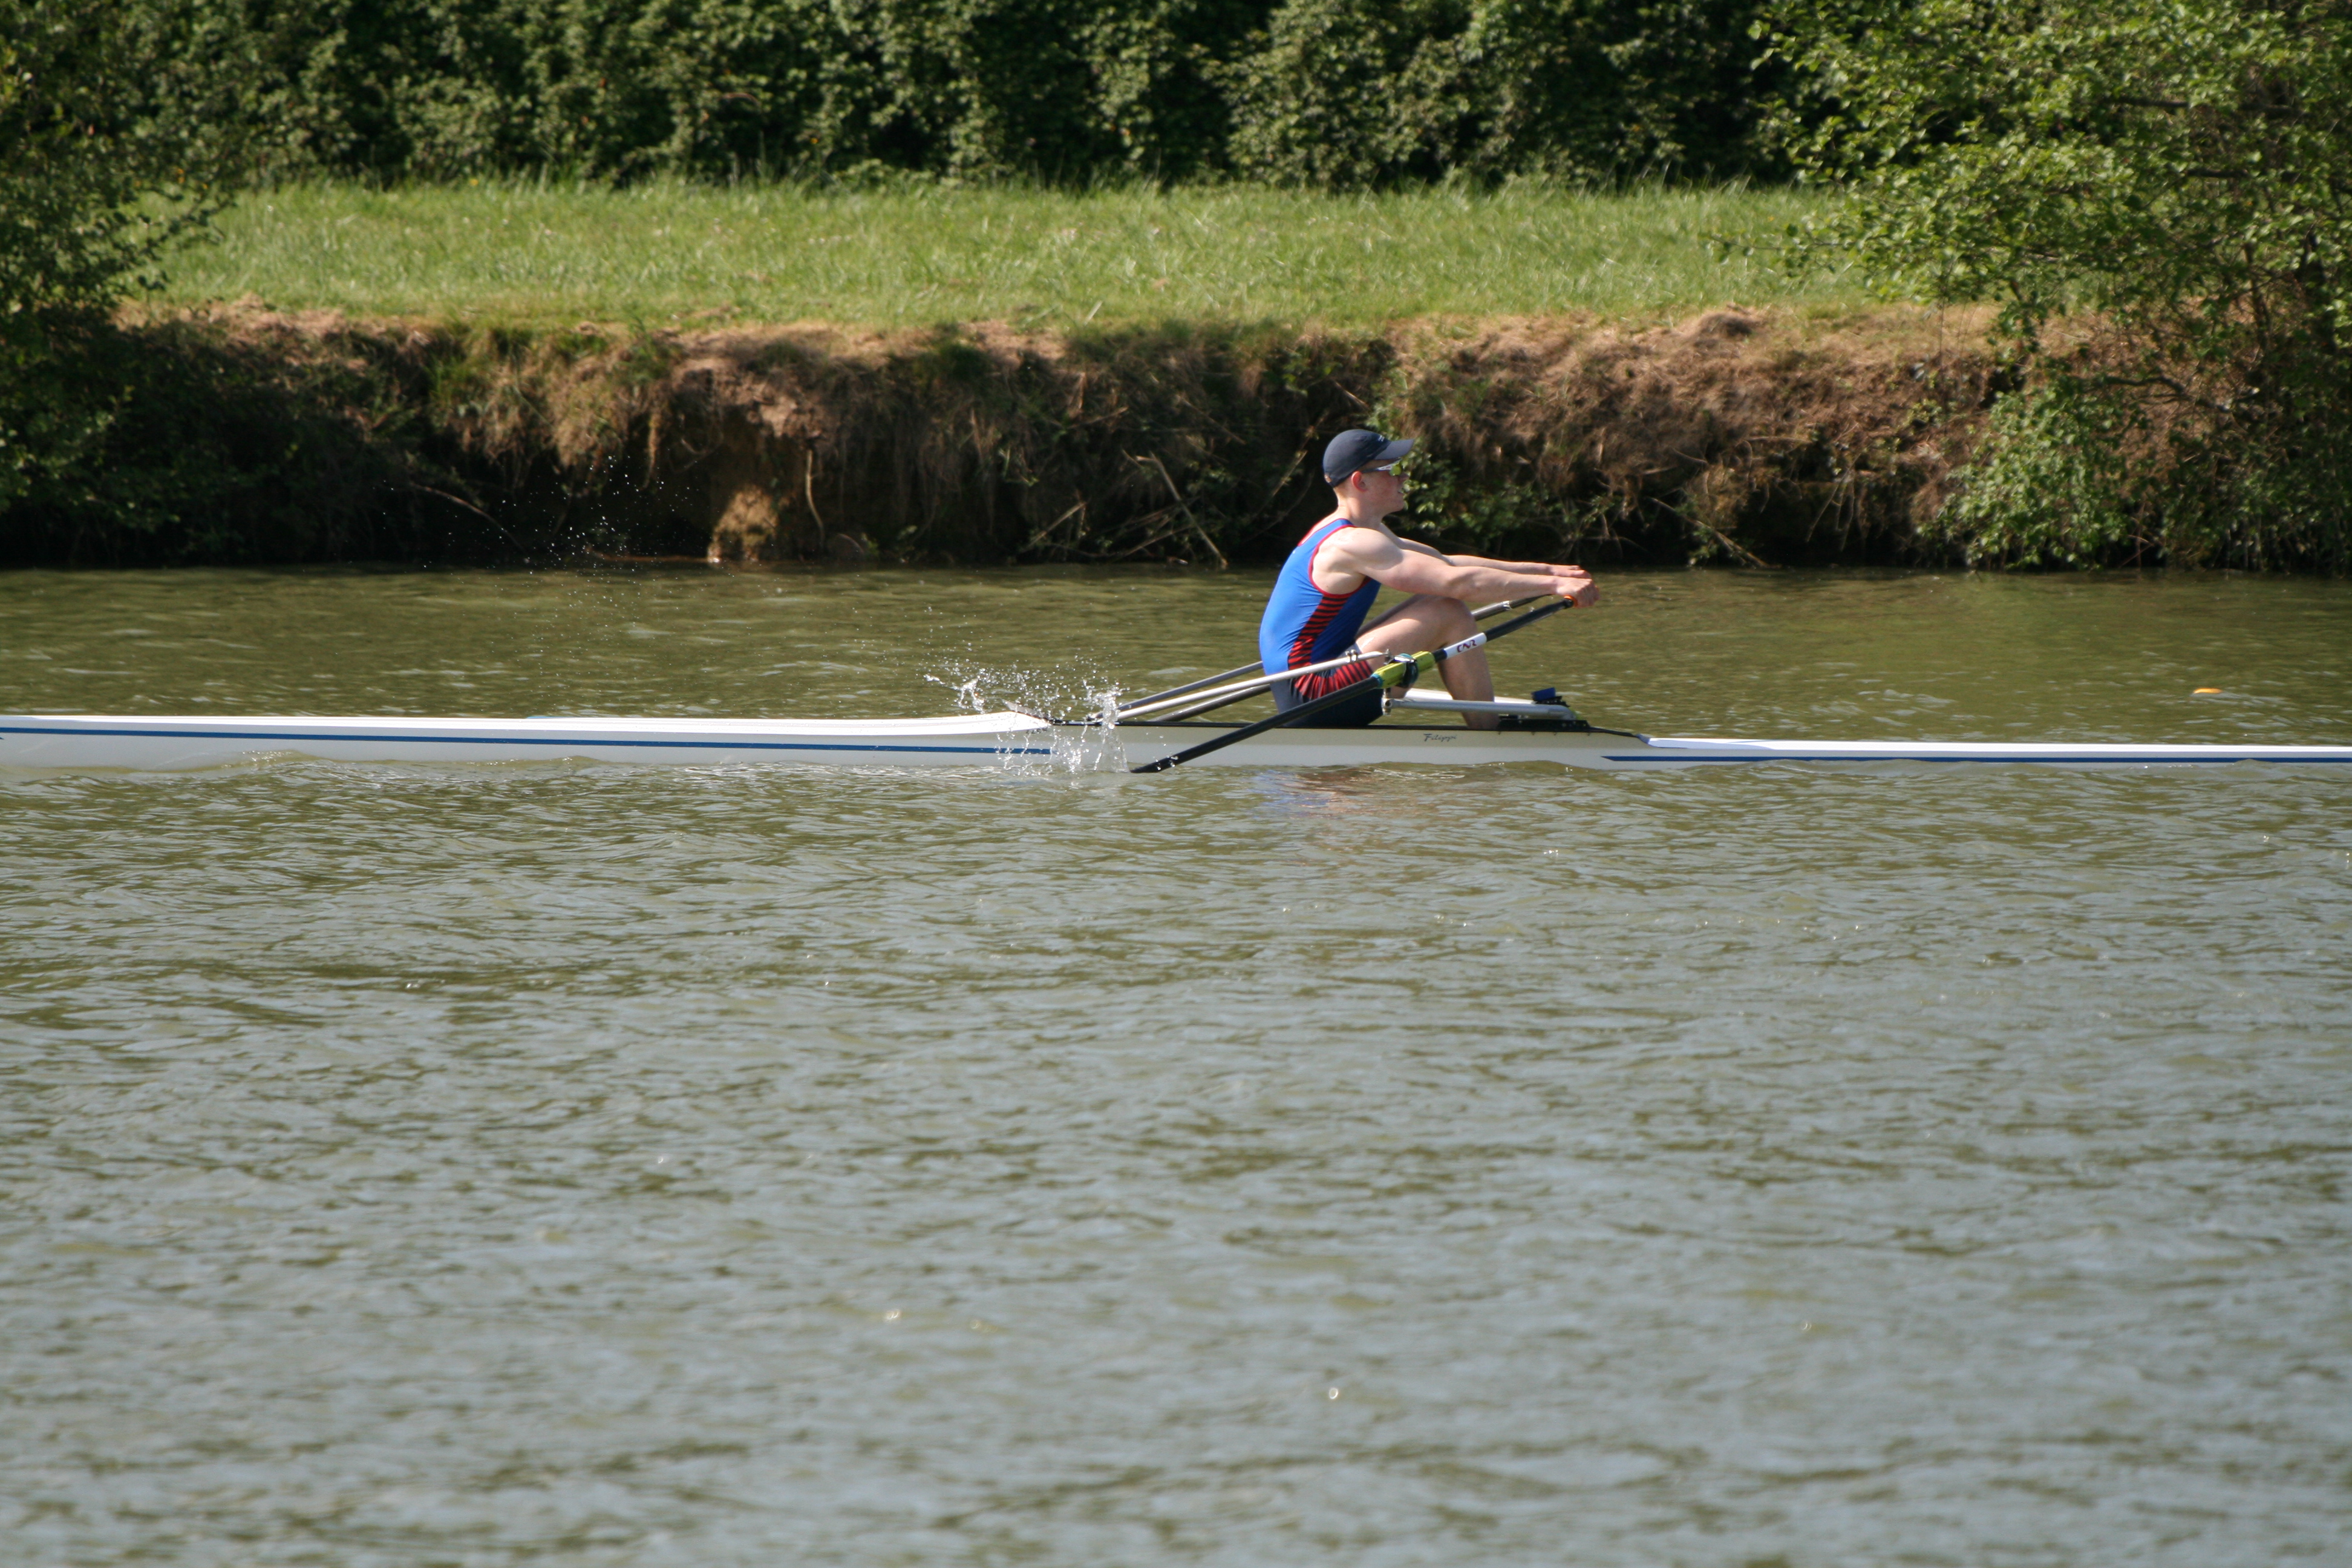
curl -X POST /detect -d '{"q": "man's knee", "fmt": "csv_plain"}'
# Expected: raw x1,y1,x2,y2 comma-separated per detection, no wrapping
1364,595,1477,655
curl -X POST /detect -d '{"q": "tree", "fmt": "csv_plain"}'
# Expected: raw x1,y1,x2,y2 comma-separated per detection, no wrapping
0,1,240,314
1766,0,2352,568
1221,0,1774,189
0,1,253,537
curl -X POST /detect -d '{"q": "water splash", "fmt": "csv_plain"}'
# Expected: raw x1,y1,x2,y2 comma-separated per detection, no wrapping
924,671,991,714
924,665,1128,772
924,664,1114,725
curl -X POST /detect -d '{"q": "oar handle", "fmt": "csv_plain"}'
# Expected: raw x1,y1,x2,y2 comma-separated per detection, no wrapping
1132,596,1571,773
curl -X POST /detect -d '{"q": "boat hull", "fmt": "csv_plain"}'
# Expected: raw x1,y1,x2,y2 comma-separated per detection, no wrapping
1115,727,2352,771
7,712,2352,773
0,713,1062,771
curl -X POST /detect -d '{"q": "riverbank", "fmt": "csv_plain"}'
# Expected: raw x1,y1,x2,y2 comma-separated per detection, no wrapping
1,184,2007,569
2,298,1993,569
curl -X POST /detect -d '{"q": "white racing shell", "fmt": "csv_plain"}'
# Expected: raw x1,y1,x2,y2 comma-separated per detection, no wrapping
6,711,2352,772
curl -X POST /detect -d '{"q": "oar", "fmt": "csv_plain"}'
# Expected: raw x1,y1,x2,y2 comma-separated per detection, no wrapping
1131,596,1573,773
1114,645,1388,723
1112,660,1266,714
1109,597,1544,722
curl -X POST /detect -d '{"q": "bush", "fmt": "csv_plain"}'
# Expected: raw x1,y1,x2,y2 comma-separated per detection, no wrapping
0,0,253,534
1928,379,2141,567
0,313,450,565
1767,0,2352,570
1445,0,1779,183
187,0,1777,188
0,1,238,314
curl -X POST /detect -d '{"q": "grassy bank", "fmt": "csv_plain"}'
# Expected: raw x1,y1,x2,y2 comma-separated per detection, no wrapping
5,184,1984,570
11,180,2314,572
158,182,1866,329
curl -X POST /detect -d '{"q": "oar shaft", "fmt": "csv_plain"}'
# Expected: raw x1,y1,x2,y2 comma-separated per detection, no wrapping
1112,659,1262,713
1132,597,1571,773
1111,597,1541,722
1116,647,1379,722
1146,688,1285,725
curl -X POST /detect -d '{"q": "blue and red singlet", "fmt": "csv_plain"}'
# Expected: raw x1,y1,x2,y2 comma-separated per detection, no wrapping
1257,516,1385,727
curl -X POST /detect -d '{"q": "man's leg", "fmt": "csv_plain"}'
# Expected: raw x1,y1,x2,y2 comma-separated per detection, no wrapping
1356,595,1498,728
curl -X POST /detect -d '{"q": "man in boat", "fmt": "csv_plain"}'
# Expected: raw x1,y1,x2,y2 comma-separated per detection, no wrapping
1259,428,1599,730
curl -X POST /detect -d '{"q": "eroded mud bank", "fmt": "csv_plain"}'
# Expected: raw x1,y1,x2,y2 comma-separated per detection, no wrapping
8,305,1998,567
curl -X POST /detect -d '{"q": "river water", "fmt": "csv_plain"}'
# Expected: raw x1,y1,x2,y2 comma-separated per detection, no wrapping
4,566,2349,1567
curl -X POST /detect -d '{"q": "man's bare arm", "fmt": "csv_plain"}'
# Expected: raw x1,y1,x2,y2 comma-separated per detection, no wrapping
1324,528,1595,607
1398,538,1581,578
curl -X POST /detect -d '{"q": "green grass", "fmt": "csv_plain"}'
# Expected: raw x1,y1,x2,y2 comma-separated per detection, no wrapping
155,180,1870,329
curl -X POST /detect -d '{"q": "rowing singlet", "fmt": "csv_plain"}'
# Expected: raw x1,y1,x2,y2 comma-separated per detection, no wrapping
1259,517,1382,719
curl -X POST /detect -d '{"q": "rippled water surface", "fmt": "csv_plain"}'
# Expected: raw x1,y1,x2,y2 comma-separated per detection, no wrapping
5,566,2350,1567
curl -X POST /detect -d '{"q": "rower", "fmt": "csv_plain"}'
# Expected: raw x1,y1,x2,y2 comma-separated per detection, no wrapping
1258,428,1599,730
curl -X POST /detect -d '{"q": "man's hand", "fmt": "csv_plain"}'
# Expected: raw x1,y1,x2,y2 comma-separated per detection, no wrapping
1550,566,1597,609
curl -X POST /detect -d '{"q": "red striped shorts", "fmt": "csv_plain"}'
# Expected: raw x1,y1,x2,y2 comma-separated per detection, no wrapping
1273,648,1382,727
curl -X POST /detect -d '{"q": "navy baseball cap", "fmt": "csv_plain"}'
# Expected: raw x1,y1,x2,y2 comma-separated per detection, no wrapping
1322,428,1414,485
